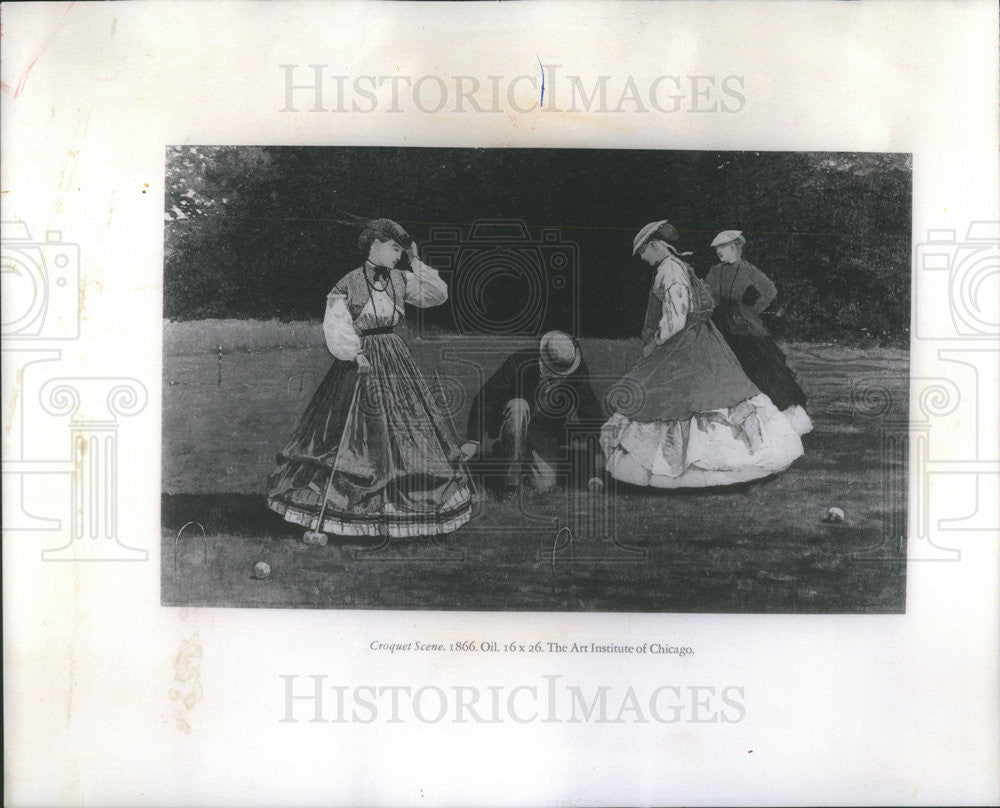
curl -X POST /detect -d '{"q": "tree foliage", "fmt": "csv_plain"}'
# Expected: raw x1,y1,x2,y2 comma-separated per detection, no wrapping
164,146,911,343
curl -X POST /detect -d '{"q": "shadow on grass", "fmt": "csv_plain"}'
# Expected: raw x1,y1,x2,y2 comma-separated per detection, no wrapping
161,487,905,613
163,493,301,538
608,472,785,499
161,473,783,536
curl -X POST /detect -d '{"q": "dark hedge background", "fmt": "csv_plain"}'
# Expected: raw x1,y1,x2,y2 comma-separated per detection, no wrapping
164,147,911,344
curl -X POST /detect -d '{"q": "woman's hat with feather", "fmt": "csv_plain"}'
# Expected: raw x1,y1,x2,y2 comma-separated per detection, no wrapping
632,220,680,255
358,217,411,255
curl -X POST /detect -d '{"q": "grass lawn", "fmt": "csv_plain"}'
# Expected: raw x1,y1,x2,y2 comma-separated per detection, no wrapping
162,319,908,613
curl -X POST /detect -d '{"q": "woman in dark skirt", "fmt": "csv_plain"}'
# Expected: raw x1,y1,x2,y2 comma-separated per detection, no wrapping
705,230,812,435
601,220,804,488
266,218,474,542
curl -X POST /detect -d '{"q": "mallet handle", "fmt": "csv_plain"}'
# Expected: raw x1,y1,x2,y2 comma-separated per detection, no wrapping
313,372,362,532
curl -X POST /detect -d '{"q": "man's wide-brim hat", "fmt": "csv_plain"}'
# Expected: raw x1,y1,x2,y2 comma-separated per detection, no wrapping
711,229,743,247
539,330,582,376
632,220,680,255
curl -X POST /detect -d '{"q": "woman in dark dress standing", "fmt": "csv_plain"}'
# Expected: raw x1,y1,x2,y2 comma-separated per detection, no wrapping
705,230,812,436
267,218,474,542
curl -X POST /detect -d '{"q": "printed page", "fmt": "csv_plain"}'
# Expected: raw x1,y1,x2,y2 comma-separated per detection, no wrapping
2,2,998,805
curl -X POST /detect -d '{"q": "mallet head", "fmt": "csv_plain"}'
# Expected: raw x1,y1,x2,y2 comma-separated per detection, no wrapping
303,530,329,546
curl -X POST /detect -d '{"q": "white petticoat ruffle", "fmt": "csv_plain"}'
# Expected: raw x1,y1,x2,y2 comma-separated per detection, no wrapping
782,404,814,436
601,393,804,488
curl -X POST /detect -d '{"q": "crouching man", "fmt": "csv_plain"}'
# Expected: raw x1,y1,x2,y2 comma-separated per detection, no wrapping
461,331,605,493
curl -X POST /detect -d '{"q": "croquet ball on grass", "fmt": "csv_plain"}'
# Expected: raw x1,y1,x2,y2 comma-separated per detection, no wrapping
253,561,271,579
822,507,845,524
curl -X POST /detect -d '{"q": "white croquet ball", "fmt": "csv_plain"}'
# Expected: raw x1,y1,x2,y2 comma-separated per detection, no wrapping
253,561,271,579
824,507,845,523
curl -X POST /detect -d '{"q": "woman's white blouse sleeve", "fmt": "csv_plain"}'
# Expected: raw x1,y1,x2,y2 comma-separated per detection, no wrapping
323,292,361,360
403,257,448,308
655,260,691,344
